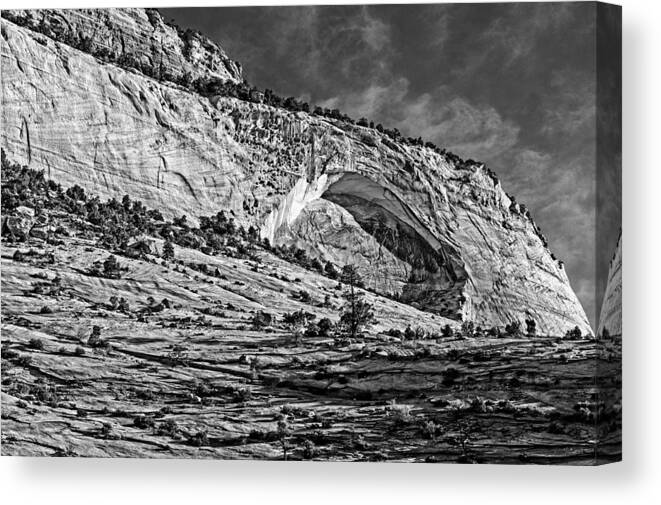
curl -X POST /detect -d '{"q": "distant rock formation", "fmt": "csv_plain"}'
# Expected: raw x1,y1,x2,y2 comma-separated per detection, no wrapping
0,8,592,335
598,233,622,337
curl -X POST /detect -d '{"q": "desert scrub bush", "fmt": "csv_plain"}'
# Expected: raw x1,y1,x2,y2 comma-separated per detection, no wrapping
441,324,454,338
505,320,522,337
442,367,461,386
301,439,317,459
29,383,60,406
87,325,108,348
386,400,413,426
133,414,156,429
461,321,475,337
547,420,567,434
74,346,86,356
564,326,582,340
88,254,126,279
166,344,189,367
1,345,19,360
99,422,119,439
251,310,273,329
324,261,339,279
107,296,130,312
525,318,537,337
39,305,53,314
421,419,441,440
317,317,334,338
15,355,33,367
282,309,316,344
28,338,44,350
231,385,252,403
188,430,209,447
570,402,596,423
134,388,155,401
494,400,517,414
296,289,312,303
192,380,220,399
155,418,180,438
248,428,278,442
383,328,401,340
415,327,429,340
102,255,124,278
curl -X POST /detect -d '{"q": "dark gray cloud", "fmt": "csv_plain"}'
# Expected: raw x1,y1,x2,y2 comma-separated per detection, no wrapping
161,3,616,328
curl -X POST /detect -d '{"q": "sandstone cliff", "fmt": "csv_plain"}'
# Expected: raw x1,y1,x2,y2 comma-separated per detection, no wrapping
597,233,622,337
0,8,592,335
2,8,242,85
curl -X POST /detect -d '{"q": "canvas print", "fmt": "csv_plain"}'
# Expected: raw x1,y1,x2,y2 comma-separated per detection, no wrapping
0,3,621,464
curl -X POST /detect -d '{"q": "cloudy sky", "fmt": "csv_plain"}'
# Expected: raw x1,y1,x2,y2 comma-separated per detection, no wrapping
162,3,619,328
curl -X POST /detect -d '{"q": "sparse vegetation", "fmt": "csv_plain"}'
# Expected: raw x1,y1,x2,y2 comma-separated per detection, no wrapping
461,321,475,338
251,310,273,329
301,439,317,459
387,400,413,426
162,239,175,260
441,324,454,339
87,325,108,348
505,320,522,337
108,296,130,313
0,128,618,463
525,318,537,337
442,367,461,386
565,326,582,340
166,344,189,367
155,418,180,438
188,430,209,447
282,309,316,344
28,338,44,350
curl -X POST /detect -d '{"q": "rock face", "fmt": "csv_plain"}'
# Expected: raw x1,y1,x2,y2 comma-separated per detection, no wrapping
0,9,591,335
1,8,242,85
597,234,622,337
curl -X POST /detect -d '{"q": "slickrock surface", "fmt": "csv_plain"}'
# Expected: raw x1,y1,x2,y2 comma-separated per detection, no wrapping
1,232,621,463
598,234,622,337
1,10,591,335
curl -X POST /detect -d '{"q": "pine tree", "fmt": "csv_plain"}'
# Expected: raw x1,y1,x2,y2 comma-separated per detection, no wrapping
339,265,374,338
340,264,364,288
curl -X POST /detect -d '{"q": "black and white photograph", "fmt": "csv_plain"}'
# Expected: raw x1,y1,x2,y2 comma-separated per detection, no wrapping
1,2,622,466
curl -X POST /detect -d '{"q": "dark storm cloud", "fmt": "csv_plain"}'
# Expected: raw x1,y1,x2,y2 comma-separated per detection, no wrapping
161,3,613,328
